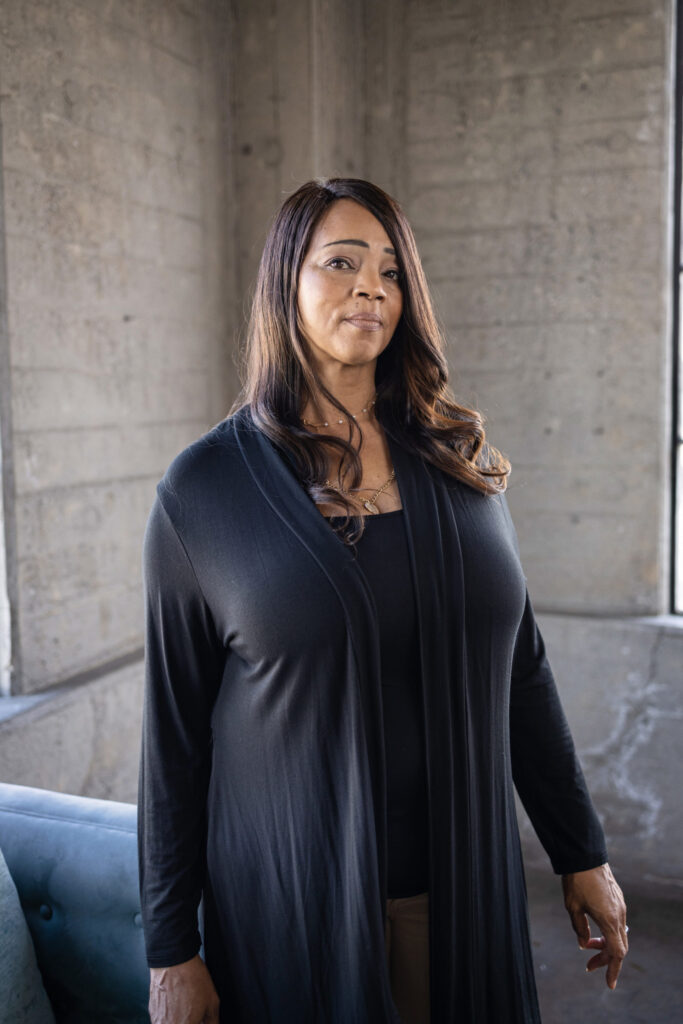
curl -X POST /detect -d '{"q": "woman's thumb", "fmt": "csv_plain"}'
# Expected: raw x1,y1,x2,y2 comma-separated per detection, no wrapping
570,909,591,949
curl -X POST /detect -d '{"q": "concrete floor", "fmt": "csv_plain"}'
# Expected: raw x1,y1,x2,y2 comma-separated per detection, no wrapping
525,869,683,1023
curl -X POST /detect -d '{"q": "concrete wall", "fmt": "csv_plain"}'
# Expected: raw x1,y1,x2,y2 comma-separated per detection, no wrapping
0,0,235,695
0,657,142,799
524,611,683,896
397,0,673,618
230,0,367,306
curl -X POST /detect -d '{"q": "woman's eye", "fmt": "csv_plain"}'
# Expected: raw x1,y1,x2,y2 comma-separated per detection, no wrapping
327,257,352,269
325,258,400,281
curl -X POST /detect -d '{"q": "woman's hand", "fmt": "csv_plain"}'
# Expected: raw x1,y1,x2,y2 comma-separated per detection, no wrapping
149,953,220,1024
561,862,628,990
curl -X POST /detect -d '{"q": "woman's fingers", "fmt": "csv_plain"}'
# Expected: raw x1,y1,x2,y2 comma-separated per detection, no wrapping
586,950,609,971
568,912,605,950
569,909,591,948
603,923,628,990
584,930,628,989
588,906,629,990
562,862,629,989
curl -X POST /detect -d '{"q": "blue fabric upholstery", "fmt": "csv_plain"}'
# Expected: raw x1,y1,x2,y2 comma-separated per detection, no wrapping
0,843,55,1024
0,783,150,1024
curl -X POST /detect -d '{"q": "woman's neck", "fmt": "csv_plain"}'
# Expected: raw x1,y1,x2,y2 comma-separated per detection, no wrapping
300,387,377,428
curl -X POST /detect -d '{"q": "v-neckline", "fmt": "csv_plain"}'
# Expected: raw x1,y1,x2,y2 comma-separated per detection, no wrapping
233,407,409,550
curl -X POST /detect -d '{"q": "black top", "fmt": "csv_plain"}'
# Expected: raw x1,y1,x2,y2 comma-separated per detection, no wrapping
327,509,429,898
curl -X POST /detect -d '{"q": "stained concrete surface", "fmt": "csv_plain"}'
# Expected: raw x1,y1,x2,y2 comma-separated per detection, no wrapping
526,868,683,1023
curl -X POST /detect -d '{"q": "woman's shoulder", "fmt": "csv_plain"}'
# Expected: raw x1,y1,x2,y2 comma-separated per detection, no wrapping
154,406,250,523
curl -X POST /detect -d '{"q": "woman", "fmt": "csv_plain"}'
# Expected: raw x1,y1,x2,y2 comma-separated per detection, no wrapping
138,177,628,1024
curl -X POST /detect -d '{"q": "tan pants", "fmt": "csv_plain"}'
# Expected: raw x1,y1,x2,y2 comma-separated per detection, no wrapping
384,890,430,1024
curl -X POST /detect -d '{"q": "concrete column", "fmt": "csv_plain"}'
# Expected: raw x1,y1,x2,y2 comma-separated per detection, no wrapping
0,0,236,695
401,0,675,615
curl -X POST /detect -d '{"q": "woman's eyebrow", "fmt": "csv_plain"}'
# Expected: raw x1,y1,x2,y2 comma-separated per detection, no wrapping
322,238,396,255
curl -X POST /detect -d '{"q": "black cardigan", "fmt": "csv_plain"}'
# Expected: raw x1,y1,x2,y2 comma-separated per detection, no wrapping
137,403,607,1023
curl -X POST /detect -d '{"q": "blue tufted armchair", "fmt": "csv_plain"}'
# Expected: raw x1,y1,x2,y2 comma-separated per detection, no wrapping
0,782,151,1023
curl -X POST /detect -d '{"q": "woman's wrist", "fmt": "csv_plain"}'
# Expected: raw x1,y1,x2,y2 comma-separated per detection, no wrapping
150,953,203,976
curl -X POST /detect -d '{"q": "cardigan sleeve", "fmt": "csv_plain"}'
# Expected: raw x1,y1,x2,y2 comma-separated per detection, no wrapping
137,491,225,968
499,494,609,875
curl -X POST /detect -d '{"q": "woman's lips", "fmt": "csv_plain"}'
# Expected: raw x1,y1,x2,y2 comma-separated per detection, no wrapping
344,316,383,332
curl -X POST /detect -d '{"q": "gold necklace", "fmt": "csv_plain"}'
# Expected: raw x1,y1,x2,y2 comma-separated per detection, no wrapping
303,391,393,513
324,468,396,515
302,394,377,428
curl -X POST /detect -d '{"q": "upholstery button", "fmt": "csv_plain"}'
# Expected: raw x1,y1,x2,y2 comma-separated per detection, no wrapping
134,912,142,928
39,904,53,920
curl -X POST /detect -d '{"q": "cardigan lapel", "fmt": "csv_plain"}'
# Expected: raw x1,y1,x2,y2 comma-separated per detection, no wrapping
232,405,389,910
384,427,468,1017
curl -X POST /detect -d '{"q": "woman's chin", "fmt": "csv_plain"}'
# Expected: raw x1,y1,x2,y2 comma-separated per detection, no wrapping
308,340,383,370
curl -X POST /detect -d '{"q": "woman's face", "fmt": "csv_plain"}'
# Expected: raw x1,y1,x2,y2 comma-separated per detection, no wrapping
296,198,403,372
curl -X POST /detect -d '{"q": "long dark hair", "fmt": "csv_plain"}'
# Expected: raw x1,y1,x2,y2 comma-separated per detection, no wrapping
228,177,510,545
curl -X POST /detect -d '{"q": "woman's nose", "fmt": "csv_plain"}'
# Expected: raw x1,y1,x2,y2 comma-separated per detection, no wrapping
353,273,386,300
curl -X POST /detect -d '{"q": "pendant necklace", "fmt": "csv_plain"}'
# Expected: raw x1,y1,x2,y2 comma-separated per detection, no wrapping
324,469,396,515
302,392,395,514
